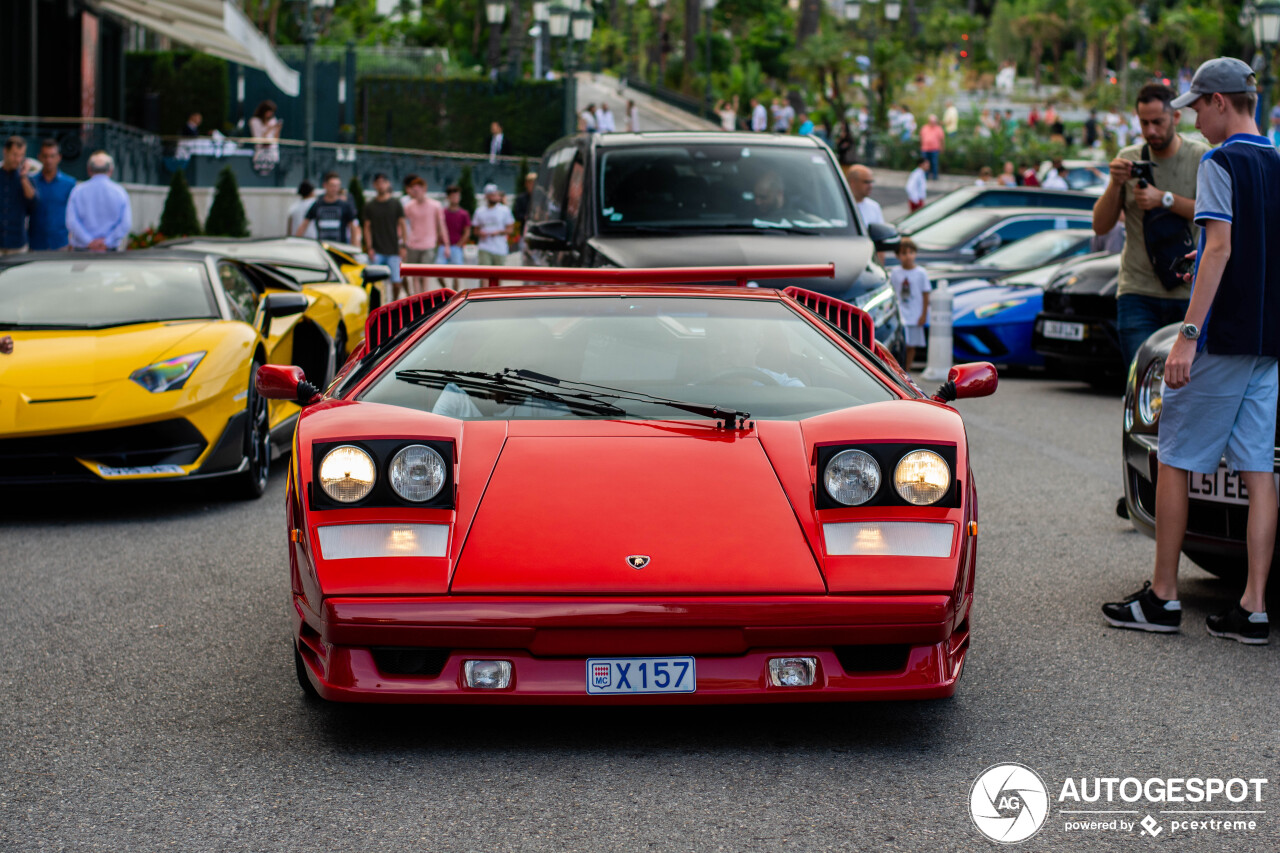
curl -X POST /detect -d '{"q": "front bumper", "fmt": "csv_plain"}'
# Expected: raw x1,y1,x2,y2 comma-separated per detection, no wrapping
1032,312,1121,368
294,594,970,704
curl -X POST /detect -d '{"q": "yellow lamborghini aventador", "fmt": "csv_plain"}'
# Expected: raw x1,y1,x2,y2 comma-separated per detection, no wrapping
0,250,375,498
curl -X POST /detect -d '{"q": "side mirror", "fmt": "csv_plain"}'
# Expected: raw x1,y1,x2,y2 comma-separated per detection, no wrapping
867,222,901,253
973,234,1001,257
259,292,308,334
525,220,570,251
362,264,391,284
932,362,998,403
256,364,321,404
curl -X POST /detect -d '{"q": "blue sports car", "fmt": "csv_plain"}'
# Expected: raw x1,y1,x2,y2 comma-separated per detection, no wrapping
946,251,1113,367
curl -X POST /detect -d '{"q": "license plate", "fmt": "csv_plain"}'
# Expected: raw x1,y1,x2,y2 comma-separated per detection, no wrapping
1042,320,1085,341
585,657,695,695
1188,467,1280,506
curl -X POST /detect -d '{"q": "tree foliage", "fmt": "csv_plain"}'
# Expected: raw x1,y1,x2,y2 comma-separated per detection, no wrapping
204,167,250,238
157,168,201,239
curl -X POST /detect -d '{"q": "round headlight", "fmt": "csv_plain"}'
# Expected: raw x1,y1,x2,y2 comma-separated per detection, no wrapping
894,450,951,505
824,449,882,506
388,444,447,503
319,445,376,503
1138,359,1164,426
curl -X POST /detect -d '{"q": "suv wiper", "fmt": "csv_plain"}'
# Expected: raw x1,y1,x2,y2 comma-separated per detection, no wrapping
505,368,752,429
395,368,628,417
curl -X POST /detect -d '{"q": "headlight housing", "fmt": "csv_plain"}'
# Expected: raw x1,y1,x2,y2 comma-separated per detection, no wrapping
823,449,882,506
319,445,376,503
855,282,896,328
129,352,205,393
388,444,447,503
893,449,952,505
1138,359,1164,426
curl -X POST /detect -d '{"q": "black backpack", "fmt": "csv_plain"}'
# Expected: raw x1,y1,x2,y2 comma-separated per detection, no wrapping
1139,144,1197,291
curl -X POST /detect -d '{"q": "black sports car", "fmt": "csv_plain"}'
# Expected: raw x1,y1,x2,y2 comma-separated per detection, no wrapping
1121,325,1274,582
1031,253,1123,377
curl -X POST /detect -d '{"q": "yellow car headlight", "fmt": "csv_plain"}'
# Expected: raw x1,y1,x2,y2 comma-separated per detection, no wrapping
319,445,376,503
129,352,205,393
893,449,952,505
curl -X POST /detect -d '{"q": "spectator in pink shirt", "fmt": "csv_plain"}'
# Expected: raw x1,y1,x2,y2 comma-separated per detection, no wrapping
919,115,945,180
402,176,450,294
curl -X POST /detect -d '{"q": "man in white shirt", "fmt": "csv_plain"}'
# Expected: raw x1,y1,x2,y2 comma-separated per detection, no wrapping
595,103,616,133
286,180,317,238
580,105,598,133
905,157,928,211
1041,158,1069,190
847,164,886,262
750,98,768,132
472,183,515,265
488,122,504,164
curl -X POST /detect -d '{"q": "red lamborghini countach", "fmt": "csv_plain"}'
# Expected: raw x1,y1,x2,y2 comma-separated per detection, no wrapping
258,264,997,704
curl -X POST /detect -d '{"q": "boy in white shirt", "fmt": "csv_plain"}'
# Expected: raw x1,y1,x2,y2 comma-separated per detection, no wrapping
891,237,931,368
905,156,929,211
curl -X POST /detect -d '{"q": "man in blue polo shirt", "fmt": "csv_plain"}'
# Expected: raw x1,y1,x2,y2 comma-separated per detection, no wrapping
1104,58,1280,645
29,139,75,251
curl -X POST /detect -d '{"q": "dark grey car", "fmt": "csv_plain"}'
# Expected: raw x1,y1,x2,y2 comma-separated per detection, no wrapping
522,131,905,354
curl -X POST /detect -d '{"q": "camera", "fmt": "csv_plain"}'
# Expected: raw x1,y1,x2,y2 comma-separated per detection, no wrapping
1130,160,1156,186
1172,254,1196,278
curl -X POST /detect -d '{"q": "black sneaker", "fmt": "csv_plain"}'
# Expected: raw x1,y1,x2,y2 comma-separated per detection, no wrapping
1102,582,1182,633
1206,605,1270,645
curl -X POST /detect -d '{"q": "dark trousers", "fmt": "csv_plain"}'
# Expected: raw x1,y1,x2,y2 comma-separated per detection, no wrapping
923,150,940,179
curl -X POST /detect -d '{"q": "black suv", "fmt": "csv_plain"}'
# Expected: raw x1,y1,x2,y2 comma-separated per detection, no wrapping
522,131,904,354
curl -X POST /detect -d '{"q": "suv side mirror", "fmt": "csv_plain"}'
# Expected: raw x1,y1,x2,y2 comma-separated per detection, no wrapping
256,363,321,404
525,220,570,251
362,264,391,284
867,222,901,253
973,233,1002,257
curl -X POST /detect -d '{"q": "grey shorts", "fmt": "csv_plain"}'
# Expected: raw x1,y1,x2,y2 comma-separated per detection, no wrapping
1157,352,1278,474
404,248,436,265
904,325,926,347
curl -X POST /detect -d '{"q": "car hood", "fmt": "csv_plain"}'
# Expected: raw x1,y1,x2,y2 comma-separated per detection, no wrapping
0,321,211,391
587,233,873,298
451,428,826,595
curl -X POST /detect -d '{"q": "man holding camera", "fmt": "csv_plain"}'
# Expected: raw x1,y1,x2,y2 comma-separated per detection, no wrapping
1093,84,1210,371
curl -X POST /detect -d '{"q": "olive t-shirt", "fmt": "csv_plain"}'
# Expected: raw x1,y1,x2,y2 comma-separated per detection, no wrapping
1115,136,1211,299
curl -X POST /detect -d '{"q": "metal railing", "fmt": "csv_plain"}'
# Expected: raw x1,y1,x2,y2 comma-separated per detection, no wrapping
0,115,163,184
626,80,713,121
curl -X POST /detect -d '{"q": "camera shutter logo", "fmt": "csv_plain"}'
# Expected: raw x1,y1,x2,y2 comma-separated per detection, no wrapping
969,763,1050,843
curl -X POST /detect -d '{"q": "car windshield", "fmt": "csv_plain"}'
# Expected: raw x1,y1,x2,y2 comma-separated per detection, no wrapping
1065,167,1105,190
0,260,218,329
979,230,1089,270
175,240,332,270
892,188,977,234
909,211,995,251
362,297,896,420
598,145,855,234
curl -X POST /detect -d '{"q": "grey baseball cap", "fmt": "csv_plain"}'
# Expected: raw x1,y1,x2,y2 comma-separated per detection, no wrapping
1170,57,1257,108
482,182,501,195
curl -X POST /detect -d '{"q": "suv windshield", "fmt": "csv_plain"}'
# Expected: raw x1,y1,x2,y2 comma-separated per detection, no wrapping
362,297,895,420
0,260,218,329
598,145,855,234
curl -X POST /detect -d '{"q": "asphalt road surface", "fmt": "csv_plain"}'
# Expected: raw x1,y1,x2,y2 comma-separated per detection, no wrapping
4,377,1278,852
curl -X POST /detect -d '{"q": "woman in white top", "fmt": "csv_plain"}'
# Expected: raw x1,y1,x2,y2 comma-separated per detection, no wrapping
627,100,640,132
249,100,282,168
715,97,738,132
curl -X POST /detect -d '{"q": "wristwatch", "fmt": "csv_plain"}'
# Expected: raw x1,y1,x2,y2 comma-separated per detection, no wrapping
1180,322,1200,340
1161,191,1175,209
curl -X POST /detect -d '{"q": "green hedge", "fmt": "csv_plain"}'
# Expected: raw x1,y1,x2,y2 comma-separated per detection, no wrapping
125,52,228,135
359,77,566,157
869,128,1072,175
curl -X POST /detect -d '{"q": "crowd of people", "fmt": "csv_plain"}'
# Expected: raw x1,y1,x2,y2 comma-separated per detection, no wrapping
0,137,131,254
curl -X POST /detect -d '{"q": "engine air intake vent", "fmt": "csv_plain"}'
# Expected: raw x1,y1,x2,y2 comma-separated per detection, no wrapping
834,644,911,673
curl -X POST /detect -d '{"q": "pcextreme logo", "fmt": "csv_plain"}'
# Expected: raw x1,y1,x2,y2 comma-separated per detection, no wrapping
969,764,1269,843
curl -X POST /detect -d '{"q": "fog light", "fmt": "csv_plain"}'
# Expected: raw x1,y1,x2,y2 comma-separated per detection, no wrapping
768,657,817,687
463,660,512,689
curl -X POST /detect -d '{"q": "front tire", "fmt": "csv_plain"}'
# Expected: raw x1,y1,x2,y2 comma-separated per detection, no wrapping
227,359,271,499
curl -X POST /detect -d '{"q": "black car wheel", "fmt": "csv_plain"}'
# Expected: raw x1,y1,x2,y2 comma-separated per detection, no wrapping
227,360,271,499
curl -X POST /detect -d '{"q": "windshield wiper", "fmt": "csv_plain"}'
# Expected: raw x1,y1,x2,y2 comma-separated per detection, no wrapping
395,369,628,417
504,368,752,429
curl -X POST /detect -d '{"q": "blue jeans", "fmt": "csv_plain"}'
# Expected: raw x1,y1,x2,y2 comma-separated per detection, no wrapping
372,253,402,282
923,150,940,179
436,245,464,264
1116,293,1189,371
